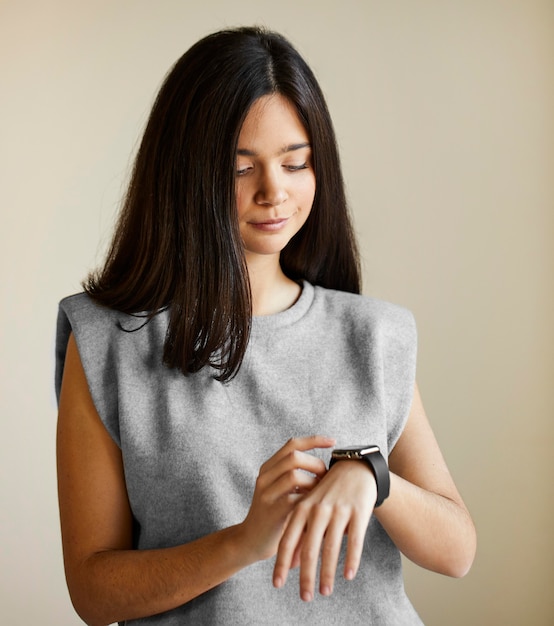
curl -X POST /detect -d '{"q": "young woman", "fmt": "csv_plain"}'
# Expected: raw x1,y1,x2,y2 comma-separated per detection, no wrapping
55,26,476,625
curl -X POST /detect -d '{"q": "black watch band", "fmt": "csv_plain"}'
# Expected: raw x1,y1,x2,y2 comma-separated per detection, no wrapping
329,446,390,507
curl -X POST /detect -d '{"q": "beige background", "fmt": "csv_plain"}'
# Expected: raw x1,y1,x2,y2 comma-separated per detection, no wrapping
1,1,552,624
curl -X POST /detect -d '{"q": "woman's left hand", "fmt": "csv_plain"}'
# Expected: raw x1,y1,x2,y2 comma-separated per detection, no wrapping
272,460,377,601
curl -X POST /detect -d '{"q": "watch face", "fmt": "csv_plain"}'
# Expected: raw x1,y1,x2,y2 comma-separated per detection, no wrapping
332,445,380,459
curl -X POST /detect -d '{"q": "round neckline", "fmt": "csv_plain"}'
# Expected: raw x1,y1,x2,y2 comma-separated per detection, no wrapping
251,281,314,332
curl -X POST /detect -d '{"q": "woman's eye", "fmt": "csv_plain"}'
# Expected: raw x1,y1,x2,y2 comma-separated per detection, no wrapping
236,166,252,176
285,163,308,172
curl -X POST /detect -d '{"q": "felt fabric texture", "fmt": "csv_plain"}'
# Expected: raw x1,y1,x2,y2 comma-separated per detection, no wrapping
55,282,422,625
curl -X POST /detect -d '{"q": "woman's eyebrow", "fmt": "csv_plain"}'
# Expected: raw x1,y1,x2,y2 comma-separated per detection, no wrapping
237,142,311,157
280,142,311,154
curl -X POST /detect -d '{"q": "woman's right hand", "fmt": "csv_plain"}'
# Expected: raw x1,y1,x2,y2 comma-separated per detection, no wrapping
237,436,335,563
58,336,336,624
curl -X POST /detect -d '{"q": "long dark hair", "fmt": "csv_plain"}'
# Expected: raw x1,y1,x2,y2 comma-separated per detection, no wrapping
85,26,361,381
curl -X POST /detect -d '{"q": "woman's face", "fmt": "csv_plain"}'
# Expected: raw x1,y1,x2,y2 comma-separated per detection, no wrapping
235,95,316,263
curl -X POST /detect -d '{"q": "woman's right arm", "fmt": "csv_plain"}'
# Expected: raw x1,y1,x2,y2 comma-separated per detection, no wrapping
57,333,333,626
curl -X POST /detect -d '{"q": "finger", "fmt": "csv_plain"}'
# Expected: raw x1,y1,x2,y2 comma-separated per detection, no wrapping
297,503,333,602
264,469,321,506
343,512,369,581
273,504,309,590
262,436,335,474
318,513,350,596
259,449,329,493
290,534,303,569
285,449,329,479
285,435,336,452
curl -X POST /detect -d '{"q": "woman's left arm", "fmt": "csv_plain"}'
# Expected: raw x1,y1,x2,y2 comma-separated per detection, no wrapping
374,382,476,578
273,383,476,600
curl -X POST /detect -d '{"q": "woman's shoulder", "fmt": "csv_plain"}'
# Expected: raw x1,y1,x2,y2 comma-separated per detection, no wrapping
311,284,415,329
58,292,156,335
59,292,118,322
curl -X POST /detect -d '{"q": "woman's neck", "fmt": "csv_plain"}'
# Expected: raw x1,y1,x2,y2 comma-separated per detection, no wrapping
246,254,302,316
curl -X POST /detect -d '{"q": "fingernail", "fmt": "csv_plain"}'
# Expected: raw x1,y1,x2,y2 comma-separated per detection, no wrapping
320,585,331,596
274,576,283,589
301,590,313,602
345,568,355,580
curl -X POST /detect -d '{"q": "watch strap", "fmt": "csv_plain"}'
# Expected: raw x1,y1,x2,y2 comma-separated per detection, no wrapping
330,449,390,507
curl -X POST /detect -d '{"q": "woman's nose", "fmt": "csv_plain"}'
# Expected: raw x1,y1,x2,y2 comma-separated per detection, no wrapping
255,169,288,207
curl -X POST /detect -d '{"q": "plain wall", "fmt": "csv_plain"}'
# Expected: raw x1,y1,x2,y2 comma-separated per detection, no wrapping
1,1,552,624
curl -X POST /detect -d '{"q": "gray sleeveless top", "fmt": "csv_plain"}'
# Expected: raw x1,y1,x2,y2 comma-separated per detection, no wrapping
55,282,423,625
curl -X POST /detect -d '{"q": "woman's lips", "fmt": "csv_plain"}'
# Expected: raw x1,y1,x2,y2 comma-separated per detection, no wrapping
249,218,290,231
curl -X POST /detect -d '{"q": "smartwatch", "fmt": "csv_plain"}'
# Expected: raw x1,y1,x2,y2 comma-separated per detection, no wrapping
329,445,390,507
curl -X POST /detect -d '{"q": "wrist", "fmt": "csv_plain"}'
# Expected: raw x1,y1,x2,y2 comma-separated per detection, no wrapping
328,459,378,504
225,522,261,568
329,446,390,506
